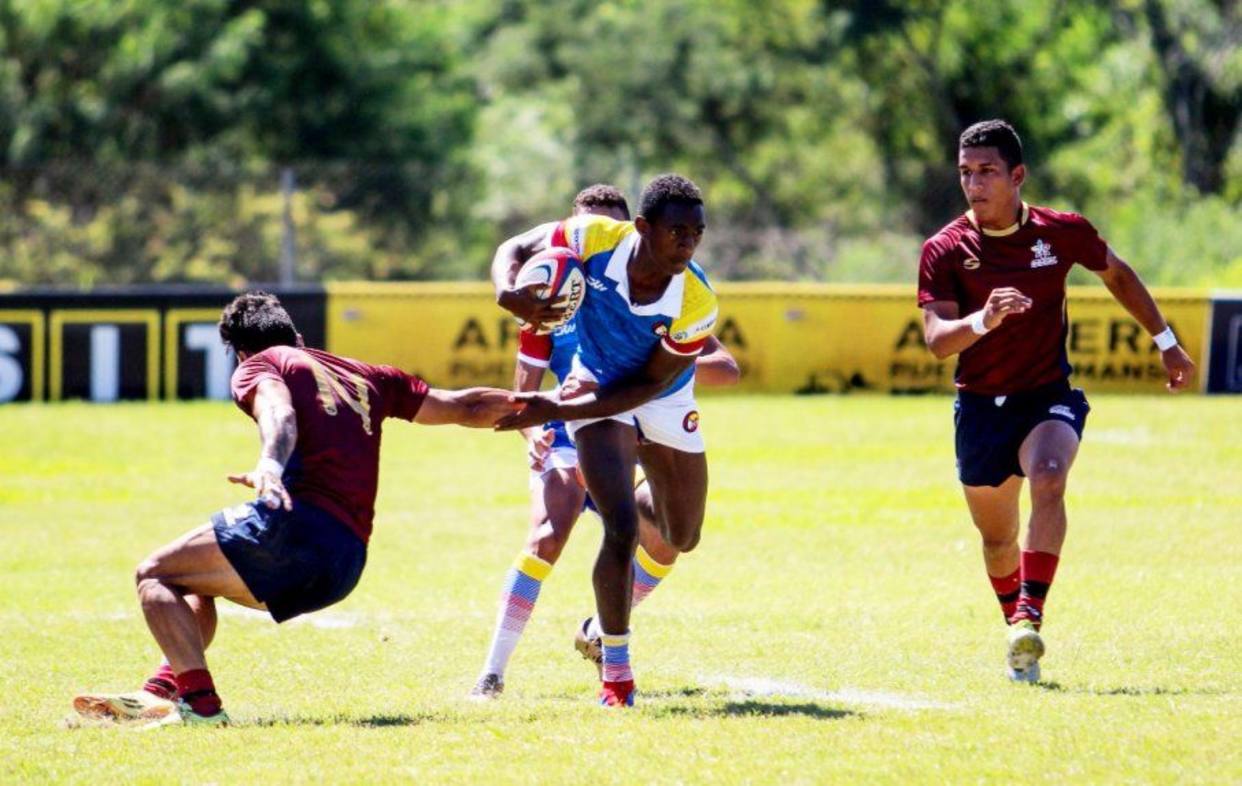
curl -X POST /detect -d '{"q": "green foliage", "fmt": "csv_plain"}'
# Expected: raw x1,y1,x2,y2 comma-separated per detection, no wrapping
0,0,1236,285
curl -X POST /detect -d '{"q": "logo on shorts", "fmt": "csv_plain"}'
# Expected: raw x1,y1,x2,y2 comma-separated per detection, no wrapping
1048,404,1074,420
653,322,669,337
1031,239,1059,268
962,256,981,270
682,411,700,432
223,503,254,525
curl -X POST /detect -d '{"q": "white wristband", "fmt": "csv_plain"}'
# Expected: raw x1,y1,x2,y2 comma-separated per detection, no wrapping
1153,327,1178,352
969,310,990,336
256,457,284,477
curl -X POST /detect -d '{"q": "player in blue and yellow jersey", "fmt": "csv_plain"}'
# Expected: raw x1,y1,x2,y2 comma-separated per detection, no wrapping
472,185,738,700
495,174,719,707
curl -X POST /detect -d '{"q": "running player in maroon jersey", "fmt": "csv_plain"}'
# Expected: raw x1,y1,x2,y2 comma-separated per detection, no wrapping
919,120,1195,682
72,292,517,726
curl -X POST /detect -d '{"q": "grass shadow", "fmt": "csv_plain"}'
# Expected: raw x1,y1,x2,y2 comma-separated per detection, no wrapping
248,712,440,728
1037,682,1231,697
650,699,858,721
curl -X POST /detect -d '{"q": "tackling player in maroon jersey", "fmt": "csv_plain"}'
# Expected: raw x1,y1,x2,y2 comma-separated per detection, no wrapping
919,120,1194,683
72,292,517,726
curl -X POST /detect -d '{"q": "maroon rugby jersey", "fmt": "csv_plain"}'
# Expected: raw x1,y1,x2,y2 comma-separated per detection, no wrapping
230,346,429,543
918,203,1109,395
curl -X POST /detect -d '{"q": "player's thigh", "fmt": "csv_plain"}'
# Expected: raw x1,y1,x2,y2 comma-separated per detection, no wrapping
961,476,1023,543
137,522,263,608
637,441,708,546
574,419,640,524
1018,419,1080,480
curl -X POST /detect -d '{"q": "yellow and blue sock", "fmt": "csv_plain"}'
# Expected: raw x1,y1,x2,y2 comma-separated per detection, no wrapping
600,631,634,684
482,551,552,676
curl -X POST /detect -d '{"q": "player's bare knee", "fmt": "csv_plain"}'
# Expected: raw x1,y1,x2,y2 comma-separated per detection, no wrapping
134,558,161,587
671,528,701,553
527,523,568,563
1028,459,1069,501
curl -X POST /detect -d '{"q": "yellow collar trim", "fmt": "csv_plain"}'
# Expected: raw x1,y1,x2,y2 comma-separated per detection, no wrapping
967,202,1029,237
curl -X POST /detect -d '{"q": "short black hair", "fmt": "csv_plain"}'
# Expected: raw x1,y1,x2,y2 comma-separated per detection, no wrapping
573,183,630,219
959,119,1024,170
218,291,299,354
638,174,703,223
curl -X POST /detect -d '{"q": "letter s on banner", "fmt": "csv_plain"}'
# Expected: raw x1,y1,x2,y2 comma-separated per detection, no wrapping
0,325,23,402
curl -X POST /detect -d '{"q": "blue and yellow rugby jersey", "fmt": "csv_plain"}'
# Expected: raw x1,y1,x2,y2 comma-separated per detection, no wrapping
548,214,718,398
517,316,578,385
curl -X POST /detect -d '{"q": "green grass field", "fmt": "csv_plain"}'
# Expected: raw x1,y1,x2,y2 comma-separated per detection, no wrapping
1,394,1239,784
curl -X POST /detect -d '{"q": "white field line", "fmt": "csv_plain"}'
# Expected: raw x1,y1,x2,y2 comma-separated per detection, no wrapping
706,675,959,711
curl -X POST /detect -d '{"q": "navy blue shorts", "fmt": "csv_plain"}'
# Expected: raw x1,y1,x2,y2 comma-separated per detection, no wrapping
954,381,1090,487
212,500,366,623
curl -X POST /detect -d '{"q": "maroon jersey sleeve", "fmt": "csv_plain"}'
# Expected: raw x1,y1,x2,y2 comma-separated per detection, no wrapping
1065,213,1109,271
230,349,287,416
917,234,959,307
373,365,430,422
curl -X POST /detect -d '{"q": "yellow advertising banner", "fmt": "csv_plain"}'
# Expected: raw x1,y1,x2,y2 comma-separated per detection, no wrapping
325,282,1210,394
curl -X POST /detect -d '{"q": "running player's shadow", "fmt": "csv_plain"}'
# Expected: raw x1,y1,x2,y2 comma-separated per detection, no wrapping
648,696,856,720
1036,681,1229,697
720,700,857,720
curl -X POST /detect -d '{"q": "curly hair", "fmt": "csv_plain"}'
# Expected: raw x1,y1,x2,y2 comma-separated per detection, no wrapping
218,291,299,354
572,183,630,219
959,119,1024,170
638,174,703,223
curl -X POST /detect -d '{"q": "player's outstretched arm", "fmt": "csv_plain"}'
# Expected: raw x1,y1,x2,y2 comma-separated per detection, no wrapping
227,378,296,511
495,348,695,432
922,288,1033,359
492,222,564,328
415,387,521,428
1093,249,1195,391
693,335,740,386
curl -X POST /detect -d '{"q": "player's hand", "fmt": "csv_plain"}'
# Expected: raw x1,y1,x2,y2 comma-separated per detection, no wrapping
982,287,1033,329
558,374,599,400
527,428,556,472
1161,345,1195,392
494,392,562,432
498,288,570,331
227,468,292,511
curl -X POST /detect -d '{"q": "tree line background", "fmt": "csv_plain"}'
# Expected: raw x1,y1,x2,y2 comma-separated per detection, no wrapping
0,0,1237,287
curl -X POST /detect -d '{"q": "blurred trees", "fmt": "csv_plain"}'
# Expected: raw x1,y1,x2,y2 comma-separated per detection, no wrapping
0,0,1237,286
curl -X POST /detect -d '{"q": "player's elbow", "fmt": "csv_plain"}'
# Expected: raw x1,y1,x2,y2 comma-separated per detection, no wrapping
926,334,954,360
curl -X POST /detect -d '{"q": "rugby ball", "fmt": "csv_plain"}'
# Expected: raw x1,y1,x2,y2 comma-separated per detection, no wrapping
513,247,586,334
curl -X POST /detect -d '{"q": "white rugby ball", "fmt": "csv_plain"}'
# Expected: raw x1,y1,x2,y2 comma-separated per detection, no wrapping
513,247,586,334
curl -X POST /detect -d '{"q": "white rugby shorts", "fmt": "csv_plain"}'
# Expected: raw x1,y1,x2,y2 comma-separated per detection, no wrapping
566,379,705,453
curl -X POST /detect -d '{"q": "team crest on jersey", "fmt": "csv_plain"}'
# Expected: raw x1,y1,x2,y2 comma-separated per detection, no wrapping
682,411,700,432
1030,239,1059,268
962,256,981,270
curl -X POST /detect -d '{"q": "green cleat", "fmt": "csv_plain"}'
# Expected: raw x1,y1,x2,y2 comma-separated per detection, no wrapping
141,700,230,728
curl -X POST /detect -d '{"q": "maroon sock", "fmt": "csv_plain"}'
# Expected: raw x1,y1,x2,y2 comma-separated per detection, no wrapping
1013,550,1060,630
988,568,1021,623
175,668,223,716
143,662,178,700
